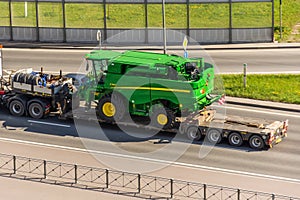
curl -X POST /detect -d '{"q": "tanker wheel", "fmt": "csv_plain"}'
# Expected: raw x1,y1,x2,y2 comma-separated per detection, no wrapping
151,106,175,130
97,95,125,123
9,100,25,117
28,102,44,119
186,126,202,141
206,128,222,144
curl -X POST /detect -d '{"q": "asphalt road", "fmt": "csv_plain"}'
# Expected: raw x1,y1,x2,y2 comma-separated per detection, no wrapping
2,48,300,74
0,104,299,197
1,47,300,198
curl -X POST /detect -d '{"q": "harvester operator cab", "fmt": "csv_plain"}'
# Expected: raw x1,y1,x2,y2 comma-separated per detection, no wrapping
86,59,109,84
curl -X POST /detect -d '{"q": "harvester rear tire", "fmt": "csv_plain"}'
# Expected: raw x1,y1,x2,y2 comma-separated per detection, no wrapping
151,106,175,130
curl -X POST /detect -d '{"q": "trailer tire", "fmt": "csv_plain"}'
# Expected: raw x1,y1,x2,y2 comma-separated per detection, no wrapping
28,102,45,119
186,126,202,141
9,100,25,117
249,135,265,150
228,132,243,147
206,128,222,144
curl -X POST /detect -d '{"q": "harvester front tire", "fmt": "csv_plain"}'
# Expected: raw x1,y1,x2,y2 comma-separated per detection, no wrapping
97,95,125,123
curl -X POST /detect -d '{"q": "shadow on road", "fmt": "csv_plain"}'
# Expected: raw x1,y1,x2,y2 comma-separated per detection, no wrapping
0,108,262,152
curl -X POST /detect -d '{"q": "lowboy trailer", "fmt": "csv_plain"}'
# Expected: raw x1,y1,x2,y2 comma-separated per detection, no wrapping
0,50,288,150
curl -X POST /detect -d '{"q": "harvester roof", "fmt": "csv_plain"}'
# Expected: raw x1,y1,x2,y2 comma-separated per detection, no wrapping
112,50,187,67
85,50,122,60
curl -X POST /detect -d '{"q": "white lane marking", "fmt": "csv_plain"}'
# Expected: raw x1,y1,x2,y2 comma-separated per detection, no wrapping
27,120,71,128
208,48,300,53
223,106,300,118
219,71,300,75
3,48,90,53
0,137,300,184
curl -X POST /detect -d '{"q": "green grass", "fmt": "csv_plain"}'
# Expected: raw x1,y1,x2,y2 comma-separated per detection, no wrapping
0,2,279,29
0,1,300,41
65,4,104,28
220,74,300,104
274,0,300,41
39,3,63,27
0,2,9,26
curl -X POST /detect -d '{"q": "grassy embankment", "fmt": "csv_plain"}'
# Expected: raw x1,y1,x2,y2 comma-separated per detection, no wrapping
220,74,300,104
273,0,300,41
1,1,300,40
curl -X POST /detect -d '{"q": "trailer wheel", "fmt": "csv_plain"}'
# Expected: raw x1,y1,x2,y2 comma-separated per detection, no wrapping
151,106,175,129
207,128,222,144
186,126,202,141
28,102,45,119
228,132,243,147
9,100,25,117
249,135,265,150
97,95,125,123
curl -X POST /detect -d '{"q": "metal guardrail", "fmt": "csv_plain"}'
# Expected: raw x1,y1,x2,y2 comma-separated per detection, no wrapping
0,153,298,200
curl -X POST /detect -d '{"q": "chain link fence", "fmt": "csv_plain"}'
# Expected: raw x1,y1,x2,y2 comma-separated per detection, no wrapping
0,0,274,44
0,153,298,199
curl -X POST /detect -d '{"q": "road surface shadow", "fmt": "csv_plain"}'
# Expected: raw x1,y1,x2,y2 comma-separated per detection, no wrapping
0,108,265,152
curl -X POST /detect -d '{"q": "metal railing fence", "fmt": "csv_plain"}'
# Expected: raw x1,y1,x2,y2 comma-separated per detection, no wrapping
0,153,298,200
0,0,274,44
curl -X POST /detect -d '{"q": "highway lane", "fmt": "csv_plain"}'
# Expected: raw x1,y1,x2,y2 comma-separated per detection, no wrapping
1,135,300,198
2,48,300,74
0,104,299,189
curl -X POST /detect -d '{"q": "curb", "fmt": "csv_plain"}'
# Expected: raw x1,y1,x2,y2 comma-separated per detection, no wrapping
226,97,300,113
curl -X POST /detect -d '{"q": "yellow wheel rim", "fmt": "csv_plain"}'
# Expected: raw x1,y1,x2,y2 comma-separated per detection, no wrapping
102,102,115,117
157,114,168,126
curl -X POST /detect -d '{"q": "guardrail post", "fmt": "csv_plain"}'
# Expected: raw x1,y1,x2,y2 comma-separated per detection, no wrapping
8,0,13,41
204,184,207,200
237,189,240,200
74,165,77,184
43,160,46,179
35,0,39,42
13,156,16,174
170,179,173,198
137,174,141,193
106,169,109,188
243,63,247,88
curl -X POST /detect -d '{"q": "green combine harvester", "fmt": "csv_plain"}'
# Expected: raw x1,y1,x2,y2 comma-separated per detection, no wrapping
81,50,222,129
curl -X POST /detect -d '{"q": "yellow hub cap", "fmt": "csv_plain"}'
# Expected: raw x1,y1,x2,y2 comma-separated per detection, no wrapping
102,102,116,117
157,114,168,126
